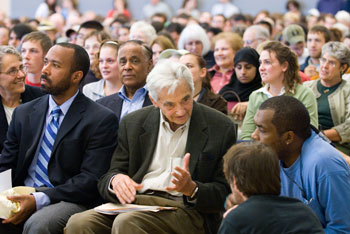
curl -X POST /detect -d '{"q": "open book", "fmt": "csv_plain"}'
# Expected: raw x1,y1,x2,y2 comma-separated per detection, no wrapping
94,202,177,215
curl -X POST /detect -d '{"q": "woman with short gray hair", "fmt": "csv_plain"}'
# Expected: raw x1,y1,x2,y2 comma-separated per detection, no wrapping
0,45,44,152
177,23,215,68
304,41,350,154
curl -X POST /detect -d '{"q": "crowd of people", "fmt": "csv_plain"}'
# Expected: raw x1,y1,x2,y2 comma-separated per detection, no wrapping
0,0,350,233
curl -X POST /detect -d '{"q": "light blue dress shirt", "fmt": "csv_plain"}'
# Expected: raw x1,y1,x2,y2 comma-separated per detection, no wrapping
24,91,79,210
118,85,147,121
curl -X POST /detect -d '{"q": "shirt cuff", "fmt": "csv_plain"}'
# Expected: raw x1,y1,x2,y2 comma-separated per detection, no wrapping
108,175,116,194
32,192,51,210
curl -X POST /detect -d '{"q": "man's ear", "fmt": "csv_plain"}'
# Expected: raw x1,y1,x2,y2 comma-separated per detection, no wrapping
149,94,159,107
147,59,153,73
282,130,295,145
72,71,83,84
341,64,348,75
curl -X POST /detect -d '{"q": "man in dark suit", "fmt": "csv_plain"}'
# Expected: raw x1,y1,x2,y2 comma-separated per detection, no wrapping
0,43,118,234
97,40,153,120
65,59,236,234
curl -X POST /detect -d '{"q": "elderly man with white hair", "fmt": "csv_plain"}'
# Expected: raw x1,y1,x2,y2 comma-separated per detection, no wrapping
129,21,157,46
242,25,270,49
65,59,236,234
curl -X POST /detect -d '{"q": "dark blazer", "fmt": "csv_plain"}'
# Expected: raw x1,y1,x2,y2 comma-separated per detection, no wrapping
97,92,153,120
98,102,236,233
0,85,44,152
0,92,118,207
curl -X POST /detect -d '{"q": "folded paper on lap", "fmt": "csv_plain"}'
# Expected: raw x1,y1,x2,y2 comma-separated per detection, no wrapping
94,202,177,215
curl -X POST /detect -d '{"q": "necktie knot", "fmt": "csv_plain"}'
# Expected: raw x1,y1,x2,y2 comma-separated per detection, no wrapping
51,106,61,118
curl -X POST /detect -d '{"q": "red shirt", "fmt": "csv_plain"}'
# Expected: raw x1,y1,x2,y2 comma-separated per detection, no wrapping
25,76,41,87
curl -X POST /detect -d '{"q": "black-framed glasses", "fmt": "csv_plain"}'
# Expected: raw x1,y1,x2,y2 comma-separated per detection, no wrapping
0,66,26,77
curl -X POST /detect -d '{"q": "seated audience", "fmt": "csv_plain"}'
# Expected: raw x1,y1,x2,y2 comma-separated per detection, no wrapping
21,32,52,87
0,25,10,45
240,41,318,140
65,59,236,234
282,24,308,66
177,23,215,68
83,40,121,101
97,40,153,121
129,21,157,46
250,96,350,232
9,24,34,50
219,47,262,121
208,32,243,93
151,35,176,65
179,53,227,114
76,20,104,47
0,45,44,152
300,25,331,79
220,142,324,234
242,25,269,49
304,41,350,155
80,30,111,89
0,43,118,234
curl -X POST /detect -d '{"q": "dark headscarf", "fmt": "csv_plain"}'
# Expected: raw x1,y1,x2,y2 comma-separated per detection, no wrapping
219,47,262,102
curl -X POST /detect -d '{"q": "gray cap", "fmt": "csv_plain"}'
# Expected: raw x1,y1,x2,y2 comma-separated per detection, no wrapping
282,24,305,45
158,49,189,60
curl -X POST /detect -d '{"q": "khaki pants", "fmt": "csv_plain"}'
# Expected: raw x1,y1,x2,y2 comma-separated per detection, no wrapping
64,195,205,234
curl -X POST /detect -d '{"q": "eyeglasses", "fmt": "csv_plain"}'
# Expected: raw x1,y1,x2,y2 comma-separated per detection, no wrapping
0,66,26,77
244,38,263,46
320,57,337,68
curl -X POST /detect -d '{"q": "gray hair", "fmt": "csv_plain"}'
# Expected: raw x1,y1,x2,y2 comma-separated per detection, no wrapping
335,10,350,25
0,45,21,71
146,59,194,101
244,25,270,40
177,23,211,56
322,41,350,66
129,21,157,46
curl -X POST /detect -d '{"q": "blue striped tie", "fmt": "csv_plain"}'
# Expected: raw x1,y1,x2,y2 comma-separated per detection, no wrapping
34,106,61,188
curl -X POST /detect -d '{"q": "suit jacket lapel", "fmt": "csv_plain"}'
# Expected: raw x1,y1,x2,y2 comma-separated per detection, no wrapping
186,102,208,175
114,95,123,120
139,107,160,169
142,93,153,107
52,93,85,152
26,95,49,161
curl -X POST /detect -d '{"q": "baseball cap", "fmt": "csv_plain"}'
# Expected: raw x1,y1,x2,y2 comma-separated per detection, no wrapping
37,21,57,32
282,24,305,46
158,49,189,60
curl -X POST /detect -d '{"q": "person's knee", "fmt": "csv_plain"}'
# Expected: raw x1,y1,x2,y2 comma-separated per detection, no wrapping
112,212,145,234
65,212,89,234
23,213,54,234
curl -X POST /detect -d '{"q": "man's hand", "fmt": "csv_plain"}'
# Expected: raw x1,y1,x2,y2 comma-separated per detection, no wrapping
165,153,197,196
231,102,248,121
111,174,143,204
304,65,318,78
2,195,36,225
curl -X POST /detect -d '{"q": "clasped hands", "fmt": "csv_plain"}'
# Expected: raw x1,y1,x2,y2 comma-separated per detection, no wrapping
111,153,196,204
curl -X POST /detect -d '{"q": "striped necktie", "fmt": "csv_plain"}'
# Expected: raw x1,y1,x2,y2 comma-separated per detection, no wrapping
34,106,61,188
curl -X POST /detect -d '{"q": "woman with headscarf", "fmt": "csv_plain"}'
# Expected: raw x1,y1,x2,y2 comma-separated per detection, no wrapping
219,47,262,121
